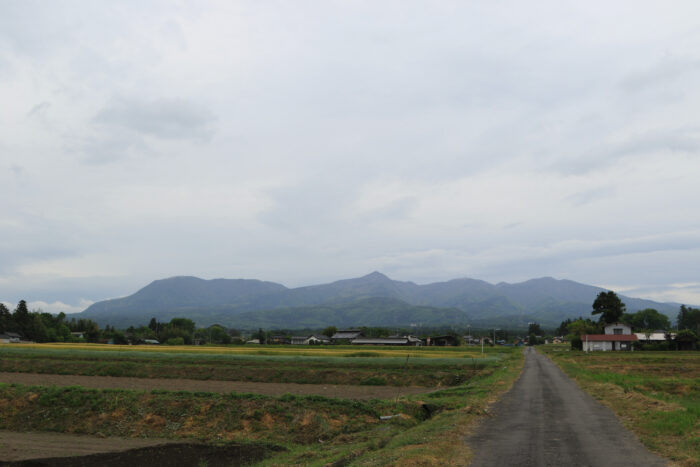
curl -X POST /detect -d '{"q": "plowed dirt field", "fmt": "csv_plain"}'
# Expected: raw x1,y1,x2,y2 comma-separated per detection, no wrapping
0,372,430,399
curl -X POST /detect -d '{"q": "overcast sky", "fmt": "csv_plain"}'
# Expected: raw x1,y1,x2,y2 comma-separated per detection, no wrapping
1,1,700,314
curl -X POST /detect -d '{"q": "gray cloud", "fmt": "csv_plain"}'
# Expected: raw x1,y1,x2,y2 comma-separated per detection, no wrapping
552,127,700,175
1,1,700,309
93,97,216,142
26,102,50,118
620,58,700,92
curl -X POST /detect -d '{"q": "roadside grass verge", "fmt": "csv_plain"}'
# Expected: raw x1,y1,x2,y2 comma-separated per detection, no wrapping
540,347,699,467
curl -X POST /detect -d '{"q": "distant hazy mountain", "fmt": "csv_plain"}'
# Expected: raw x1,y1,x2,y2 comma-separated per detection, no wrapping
77,272,683,329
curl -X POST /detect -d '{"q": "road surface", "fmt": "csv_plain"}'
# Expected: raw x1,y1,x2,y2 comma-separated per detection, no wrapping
467,347,666,467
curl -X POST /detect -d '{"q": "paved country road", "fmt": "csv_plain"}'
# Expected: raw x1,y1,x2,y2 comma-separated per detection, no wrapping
467,347,666,467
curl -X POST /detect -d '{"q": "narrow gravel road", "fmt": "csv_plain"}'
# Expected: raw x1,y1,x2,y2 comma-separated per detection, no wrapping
467,347,666,467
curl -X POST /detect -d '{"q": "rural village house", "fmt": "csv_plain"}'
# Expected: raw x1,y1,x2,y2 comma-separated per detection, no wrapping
290,335,331,345
582,323,637,351
0,332,21,344
269,336,291,345
330,329,363,344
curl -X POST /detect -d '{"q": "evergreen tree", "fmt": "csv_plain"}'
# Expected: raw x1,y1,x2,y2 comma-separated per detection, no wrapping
0,303,12,333
591,291,626,324
13,300,30,337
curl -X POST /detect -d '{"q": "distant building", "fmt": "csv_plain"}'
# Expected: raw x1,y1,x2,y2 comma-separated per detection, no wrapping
268,336,291,345
0,332,21,343
307,334,331,345
351,336,423,346
331,329,363,344
634,332,673,343
290,334,331,345
582,323,637,351
426,335,460,346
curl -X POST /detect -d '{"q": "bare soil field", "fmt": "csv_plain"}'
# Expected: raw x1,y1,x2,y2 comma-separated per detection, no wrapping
0,372,430,400
0,430,174,461
0,431,276,466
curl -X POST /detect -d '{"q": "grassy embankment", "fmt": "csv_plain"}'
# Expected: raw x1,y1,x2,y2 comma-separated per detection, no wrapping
0,344,524,466
540,346,699,467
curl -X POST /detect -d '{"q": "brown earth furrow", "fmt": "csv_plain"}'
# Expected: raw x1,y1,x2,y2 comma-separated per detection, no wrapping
0,372,430,400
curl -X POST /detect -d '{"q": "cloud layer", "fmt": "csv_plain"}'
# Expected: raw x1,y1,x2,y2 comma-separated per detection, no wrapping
1,1,699,312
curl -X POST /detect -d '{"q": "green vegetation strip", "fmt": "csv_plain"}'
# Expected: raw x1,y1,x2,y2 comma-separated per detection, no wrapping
541,347,699,467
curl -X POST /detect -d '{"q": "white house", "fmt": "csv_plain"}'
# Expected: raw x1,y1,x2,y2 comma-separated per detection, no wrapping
582,323,637,351
291,335,331,345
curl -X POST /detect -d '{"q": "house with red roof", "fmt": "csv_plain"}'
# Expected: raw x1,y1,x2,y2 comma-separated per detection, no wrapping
582,323,637,351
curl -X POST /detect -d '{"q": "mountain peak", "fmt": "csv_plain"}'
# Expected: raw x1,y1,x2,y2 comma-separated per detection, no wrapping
362,271,390,280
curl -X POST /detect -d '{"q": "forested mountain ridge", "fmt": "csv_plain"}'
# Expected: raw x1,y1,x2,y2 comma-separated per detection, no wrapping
76,272,682,329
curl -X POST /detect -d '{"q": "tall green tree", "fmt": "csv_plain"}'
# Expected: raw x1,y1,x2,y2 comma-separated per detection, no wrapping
256,328,266,344
621,308,671,331
675,329,698,350
591,291,626,324
677,305,700,332
12,300,31,337
528,322,542,335
566,318,602,350
0,303,12,333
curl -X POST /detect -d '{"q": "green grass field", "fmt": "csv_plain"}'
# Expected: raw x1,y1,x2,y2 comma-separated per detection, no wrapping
540,347,700,467
0,343,524,466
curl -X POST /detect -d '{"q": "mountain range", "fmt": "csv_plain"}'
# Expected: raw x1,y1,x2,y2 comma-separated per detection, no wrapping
75,272,684,330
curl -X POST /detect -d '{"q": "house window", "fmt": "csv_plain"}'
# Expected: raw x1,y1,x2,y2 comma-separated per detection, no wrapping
613,328,623,335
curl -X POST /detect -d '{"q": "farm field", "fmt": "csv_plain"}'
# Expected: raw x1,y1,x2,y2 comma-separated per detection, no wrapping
0,344,492,387
540,347,700,467
0,343,524,466
0,372,431,399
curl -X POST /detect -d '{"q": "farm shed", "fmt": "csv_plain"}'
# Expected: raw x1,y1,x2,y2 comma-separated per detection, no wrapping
331,330,363,343
634,332,672,342
351,336,423,346
582,323,637,351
